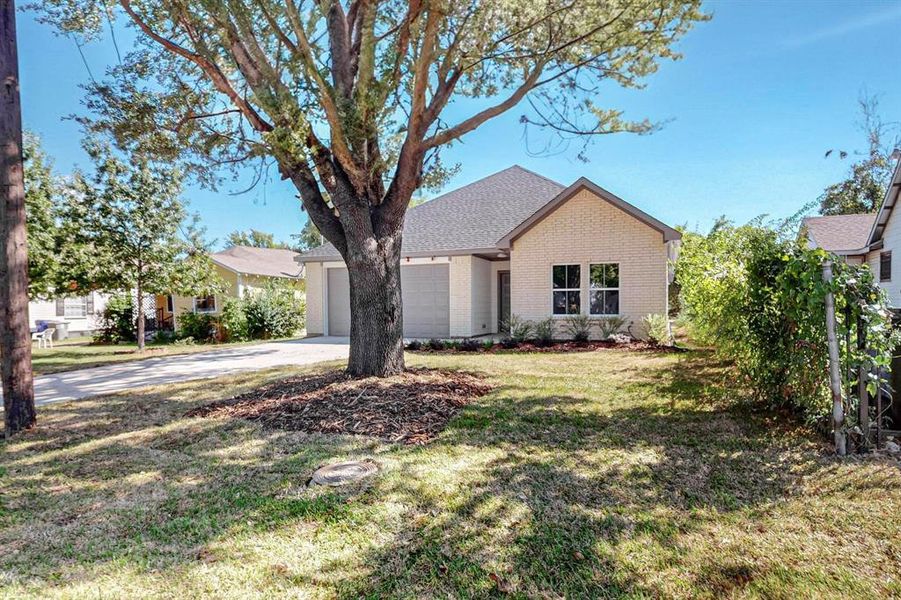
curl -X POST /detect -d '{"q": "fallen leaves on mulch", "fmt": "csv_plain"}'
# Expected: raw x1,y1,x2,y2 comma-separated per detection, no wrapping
419,341,685,354
186,368,493,445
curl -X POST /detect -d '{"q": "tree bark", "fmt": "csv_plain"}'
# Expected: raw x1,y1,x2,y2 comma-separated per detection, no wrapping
345,231,405,377
0,0,35,436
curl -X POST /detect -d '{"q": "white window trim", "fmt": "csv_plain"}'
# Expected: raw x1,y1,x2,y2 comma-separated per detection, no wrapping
588,262,621,317
551,263,582,317
193,295,217,314
63,296,88,318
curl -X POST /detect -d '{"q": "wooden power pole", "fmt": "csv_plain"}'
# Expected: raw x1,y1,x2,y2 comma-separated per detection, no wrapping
0,0,35,436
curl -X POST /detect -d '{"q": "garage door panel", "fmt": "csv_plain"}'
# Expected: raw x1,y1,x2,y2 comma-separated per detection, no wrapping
326,264,449,338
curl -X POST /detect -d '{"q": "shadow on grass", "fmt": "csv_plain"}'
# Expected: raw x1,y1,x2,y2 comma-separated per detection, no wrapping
0,350,875,598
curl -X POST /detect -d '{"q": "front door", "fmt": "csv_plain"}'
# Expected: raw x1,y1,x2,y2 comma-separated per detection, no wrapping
498,271,511,332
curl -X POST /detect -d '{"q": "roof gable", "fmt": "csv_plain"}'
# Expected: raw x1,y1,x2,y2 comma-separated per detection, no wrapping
496,177,681,248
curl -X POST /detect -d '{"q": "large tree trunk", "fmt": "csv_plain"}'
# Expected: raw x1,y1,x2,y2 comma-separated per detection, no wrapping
345,232,405,377
0,0,35,436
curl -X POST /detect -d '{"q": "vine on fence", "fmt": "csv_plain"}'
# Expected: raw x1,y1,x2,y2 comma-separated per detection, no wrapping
677,220,898,431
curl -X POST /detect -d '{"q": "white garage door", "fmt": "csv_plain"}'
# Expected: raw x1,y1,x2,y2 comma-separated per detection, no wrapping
326,264,450,338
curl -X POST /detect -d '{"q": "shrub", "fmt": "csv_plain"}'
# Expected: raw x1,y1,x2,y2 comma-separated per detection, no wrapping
595,316,628,340
218,297,249,342
94,293,136,344
460,338,480,352
178,311,217,343
426,338,446,351
532,317,554,347
481,339,495,351
244,283,304,340
445,339,461,351
502,314,533,344
563,314,591,343
642,314,670,345
406,339,422,351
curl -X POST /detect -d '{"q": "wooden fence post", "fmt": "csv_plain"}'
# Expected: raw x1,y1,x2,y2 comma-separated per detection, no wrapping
823,260,847,456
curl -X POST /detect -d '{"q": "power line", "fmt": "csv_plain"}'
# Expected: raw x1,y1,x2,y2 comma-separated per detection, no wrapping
105,8,122,66
68,32,97,86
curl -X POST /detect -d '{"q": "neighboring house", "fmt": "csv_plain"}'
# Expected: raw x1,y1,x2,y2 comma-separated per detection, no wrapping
158,245,305,329
27,291,109,338
803,157,901,307
299,165,681,340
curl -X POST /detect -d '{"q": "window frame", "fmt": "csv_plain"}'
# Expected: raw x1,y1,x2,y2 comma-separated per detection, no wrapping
551,263,581,316
588,262,621,317
193,295,217,314
63,296,89,318
880,251,892,283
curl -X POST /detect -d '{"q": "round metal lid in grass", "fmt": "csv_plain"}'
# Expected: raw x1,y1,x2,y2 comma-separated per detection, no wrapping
311,460,378,486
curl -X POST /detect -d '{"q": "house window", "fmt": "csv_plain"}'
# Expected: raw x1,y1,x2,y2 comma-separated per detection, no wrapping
63,296,88,318
552,264,581,315
166,295,174,313
881,251,892,282
589,263,620,316
193,295,216,313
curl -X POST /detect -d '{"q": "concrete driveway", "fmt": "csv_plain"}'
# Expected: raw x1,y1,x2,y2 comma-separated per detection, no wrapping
33,337,349,406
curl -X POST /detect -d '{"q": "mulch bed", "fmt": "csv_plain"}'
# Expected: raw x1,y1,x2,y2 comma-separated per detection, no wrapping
186,368,494,445
416,341,686,354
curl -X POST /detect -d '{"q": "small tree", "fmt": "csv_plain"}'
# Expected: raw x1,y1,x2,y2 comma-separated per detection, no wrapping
67,141,220,350
820,93,899,216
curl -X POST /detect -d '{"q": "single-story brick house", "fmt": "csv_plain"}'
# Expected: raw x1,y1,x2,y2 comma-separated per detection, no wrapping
299,166,680,340
803,156,901,308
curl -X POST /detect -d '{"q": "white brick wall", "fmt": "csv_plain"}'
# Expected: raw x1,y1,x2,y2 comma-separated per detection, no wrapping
509,188,668,339
449,255,472,336
305,262,324,334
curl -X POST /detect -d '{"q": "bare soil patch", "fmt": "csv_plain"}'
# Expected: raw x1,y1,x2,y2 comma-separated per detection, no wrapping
187,368,493,444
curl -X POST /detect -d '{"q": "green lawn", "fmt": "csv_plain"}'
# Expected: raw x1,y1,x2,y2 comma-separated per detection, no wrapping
2,350,899,598
30,337,269,376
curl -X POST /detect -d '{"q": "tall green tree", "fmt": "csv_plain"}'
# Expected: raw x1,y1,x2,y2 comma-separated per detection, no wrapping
226,229,290,249
820,94,899,216
294,219,322,252
23,132,61,298
39,0,707,375
68,142,220,350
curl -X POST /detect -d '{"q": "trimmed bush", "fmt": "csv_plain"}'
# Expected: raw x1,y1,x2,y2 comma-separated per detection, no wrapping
178,311,217,343
596,316,628,340
426,338,445,351
563,314,591,343
532,317,554,347
460,338,480,352
643,314,670,345
93,293,136,344
244,283,304,340
406,339,422,351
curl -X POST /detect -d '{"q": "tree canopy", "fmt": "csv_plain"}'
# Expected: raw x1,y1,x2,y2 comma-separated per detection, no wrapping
226,229,290,249
819,94,899,216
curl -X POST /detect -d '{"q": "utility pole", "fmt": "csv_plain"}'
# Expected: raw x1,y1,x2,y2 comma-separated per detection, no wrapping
0,0,36,436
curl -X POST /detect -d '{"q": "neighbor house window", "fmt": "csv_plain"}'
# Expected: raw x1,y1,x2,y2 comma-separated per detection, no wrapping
552,264,581,315
63,296,88,318
881,251,892,282
193,295,216,313
589,263,620,316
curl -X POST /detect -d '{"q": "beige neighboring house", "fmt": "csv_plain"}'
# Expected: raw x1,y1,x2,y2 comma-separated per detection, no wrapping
803,157,901,307
158,245,305,329
27,291,109,338
299,165,681,340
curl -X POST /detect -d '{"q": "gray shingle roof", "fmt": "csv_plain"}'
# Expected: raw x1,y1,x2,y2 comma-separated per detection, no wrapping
802,214,876,253
213,246,304,278
299,165,565,261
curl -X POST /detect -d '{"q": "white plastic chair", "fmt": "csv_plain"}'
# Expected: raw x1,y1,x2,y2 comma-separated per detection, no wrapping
33,328,55,349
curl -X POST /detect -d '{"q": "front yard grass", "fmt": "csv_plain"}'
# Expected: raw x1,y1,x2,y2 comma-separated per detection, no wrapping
2,349,900,598
31,337,271,376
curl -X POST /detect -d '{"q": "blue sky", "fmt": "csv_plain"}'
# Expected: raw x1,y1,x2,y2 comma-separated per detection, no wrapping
18,1,901,247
